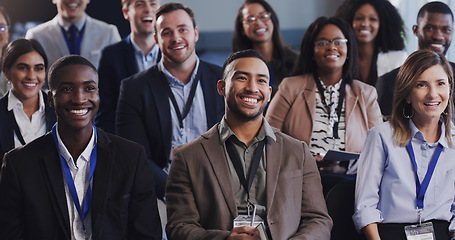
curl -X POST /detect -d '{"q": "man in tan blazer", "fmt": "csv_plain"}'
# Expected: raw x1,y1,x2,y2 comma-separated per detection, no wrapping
165,49,332,240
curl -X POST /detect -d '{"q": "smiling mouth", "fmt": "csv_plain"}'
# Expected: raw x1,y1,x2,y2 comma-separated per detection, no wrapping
171,45,185,50
424,102,440,106
255,28,267,34
142,17,153,23
23,82,38,87
69,109,89,116
67,3,79,9
325,54,339,59
241,97,258,104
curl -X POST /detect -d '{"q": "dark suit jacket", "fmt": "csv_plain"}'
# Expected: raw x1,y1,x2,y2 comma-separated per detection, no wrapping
0,128,162,240
95,35,161,134
116,61,224,199
166,123,333,240
376,62,455,116
0,91,56,164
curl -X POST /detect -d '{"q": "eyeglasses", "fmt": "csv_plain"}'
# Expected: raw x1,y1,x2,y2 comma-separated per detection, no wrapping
314,38,348,48
0,24,8,33
243,12,272,24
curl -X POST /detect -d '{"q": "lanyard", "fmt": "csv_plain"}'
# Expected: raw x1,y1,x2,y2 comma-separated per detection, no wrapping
7,110,26,146
406,140,443,210
60,23,86,55
51,123,97,230
313,72,346,139
160,70,201,129
225,136,266,197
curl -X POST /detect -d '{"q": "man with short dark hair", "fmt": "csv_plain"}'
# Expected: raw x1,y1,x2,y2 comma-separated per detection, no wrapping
0,55,162,239
116,2,224,199
165,49,332,240
377,1,454,117
95,0,161,134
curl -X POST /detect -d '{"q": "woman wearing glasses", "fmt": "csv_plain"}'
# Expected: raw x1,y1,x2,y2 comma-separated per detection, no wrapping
233,0,298,98
354,49,455,240
335,0,407,86
0,38,56,163
266,17,382,174
0,6,11,96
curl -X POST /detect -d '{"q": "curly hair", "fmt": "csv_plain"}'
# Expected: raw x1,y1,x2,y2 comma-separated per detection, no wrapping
232,0,287,67
293,16,359,84
335,0,405,52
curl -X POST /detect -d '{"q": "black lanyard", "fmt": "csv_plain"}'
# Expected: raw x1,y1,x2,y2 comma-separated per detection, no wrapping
160,70,201,129
8,110,26,146
313,72,346,139
225,136,266,197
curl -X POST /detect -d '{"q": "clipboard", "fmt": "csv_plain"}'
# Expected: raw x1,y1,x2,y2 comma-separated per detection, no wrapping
322,150,360,162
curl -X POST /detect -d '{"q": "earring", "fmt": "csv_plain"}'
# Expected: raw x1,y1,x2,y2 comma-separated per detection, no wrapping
442,107,449,116
403,102,414,119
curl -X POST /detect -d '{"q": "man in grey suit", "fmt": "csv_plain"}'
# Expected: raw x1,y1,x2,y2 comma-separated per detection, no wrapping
25,0,120,70
165,49,332,240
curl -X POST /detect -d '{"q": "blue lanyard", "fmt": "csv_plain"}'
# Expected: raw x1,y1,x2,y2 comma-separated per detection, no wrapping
406,140,443,209
51,123,97,230
60,23,86,55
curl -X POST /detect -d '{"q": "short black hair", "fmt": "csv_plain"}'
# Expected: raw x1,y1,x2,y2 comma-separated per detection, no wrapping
293,16,359,84
2,38,48,73
48,55,97,91
222,49,268,80
418,1,454,22
154,2,196,32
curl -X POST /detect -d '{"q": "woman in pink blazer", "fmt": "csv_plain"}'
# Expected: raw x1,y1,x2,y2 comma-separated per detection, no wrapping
266,16,382,174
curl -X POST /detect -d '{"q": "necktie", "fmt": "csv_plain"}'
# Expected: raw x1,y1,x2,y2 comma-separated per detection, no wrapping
68,24,78,54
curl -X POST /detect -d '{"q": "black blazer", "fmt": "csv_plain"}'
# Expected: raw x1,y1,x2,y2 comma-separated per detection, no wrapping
0,91,56,164
116,61,224,199
95,35,161,134
0,129,162,239
377,62,455,116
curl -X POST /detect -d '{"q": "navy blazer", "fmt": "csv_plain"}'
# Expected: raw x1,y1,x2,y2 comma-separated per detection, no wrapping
95,35,161,134
0,91,56,164
116,61,224,199
0,129,162,239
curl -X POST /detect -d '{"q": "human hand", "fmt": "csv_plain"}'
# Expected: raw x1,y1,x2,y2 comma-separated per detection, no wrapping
227,226,261,240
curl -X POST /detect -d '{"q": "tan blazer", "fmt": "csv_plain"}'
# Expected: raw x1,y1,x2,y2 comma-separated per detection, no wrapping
265,74,382,154
165,123,332,240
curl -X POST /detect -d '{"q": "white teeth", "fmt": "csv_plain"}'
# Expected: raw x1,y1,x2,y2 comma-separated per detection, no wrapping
23,83,37,87
70,109,88,115
142,17,153,22
360,30,370,34
425,102,439,106
68,3,78,8
172,46,184,50
431,44,443,48
242,97,258,104
255,28,266,33
325,54,338,59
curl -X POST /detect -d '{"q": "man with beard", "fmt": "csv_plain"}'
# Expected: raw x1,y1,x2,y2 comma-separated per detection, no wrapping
376,1,454,117
95,0,161,134
116,2,224,200
165,49,332,240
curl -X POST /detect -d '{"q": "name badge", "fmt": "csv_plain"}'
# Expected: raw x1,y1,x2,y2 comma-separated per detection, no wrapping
404,222,435,240
233,214,264,228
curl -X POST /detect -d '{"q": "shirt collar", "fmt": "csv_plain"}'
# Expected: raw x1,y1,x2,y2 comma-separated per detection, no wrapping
7,90,45,113
57,13,87,31
409,118,449,148
130,38,159,59
55,124,96,167
158,57,200,87
218,116,276,145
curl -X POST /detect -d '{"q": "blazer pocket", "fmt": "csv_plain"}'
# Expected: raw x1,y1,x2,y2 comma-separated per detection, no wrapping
277,169,303,182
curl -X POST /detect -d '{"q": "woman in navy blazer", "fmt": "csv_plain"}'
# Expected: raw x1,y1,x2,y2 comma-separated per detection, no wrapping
0,38,56,163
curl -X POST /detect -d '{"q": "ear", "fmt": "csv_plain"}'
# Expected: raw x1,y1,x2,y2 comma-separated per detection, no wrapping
412,25,418,37
267,86,272,102
217,79,226,97
154,33,158,44
122,8,129,20
194,26,199,43
48,91,55,108
406,97,411,104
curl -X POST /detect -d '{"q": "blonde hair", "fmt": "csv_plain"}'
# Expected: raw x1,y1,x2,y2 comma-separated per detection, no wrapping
391,49,454,146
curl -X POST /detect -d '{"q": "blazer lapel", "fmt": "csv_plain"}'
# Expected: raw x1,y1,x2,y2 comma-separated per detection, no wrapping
265,132,283,212
303,78,316,126
199,63,218,127
344,84,358,127
201,126,238,217
0,95,14,154
125,35,140,75
40,133,71,238
90,130,114,236
43,92,57,132
50,16,70,57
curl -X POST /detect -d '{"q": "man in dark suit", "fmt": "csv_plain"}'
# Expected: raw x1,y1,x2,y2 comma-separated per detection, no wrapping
0,55,162,239
166,49,332,240
377,1,454,117
95,0,161,134
116,2,224,199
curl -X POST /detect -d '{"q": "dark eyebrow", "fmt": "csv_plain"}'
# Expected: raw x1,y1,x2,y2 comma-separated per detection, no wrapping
234,70,269,79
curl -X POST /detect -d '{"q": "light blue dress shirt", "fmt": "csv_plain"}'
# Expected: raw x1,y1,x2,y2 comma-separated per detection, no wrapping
353,120,455,232
130,39,160,72
159,58,208,159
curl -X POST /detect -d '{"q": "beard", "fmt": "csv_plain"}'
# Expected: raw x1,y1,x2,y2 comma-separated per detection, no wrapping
226,93,266,121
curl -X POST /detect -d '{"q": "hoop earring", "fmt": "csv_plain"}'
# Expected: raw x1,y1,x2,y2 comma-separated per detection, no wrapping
403,103,414,119
442,107,449,116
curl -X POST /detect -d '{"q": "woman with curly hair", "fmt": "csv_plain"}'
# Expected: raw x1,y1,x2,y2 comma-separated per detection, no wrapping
233,0,298,98
335,0,407,86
